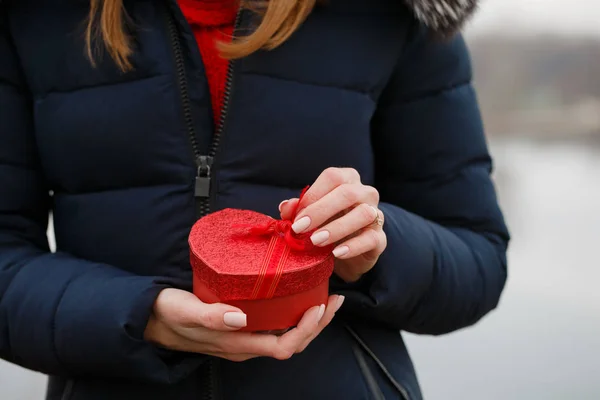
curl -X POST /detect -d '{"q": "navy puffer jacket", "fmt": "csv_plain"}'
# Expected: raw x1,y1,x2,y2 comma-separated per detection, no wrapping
0,0,508,399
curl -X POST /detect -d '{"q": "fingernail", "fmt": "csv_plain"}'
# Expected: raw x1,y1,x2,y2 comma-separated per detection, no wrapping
334,295,345,312
310,230,330,246
223,312,247,328
368,204,378,218
332,246,349,258
292,216,311,233
317,304,325,322
278,200,289,213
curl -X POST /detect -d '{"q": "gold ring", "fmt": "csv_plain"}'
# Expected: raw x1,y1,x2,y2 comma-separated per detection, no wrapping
369,205,384,227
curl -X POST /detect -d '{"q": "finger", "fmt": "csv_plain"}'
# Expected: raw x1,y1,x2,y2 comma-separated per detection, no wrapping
216,303,325,359
279,198,299,220
274,301,328,359
309,203,378,247
299,168,362,211
293,184,378,234
176,299,337,358
297,295,344,353
176,297,248,332
332,228,387,260
154,289,248,332
267,303,326,359
197,305,249,332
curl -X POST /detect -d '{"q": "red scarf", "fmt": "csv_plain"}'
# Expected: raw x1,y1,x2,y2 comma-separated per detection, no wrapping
177,0,239,125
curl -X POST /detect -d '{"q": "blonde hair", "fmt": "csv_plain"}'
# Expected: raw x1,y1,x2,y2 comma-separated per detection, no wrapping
86,0,317,71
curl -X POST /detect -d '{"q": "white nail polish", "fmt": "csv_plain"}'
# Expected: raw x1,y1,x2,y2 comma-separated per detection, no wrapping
332,246,350,258
368,204,378,218
317,304,325,322
292,216,311,233
278,200,289,212
335,295,345,312
310,230,330,246
223,312,247,328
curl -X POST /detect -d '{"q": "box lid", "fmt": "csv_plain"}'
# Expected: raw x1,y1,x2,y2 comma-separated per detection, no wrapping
189,208,334,301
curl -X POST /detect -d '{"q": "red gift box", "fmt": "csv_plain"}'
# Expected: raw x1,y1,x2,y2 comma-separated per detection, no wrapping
188,191,334,332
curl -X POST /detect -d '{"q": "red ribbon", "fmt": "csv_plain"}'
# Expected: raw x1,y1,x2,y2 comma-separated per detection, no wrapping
232,187,320,299
232,186,313,251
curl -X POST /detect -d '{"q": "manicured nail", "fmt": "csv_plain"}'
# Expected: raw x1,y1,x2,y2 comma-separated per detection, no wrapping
317,304,325,322
334,295,345,312
223,312,247,328
278,200,289,212
310,230,330,246
332,246,349,258
368,204,378,218
292,216,311,233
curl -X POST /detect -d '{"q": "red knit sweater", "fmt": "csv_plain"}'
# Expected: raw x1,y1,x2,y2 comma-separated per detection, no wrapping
177,0,238,125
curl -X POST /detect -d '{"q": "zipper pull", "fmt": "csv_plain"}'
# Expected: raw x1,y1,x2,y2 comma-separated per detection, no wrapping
195,156,213,198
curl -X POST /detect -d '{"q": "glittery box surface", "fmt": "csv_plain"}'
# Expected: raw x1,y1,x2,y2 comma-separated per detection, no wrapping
188,208,334,331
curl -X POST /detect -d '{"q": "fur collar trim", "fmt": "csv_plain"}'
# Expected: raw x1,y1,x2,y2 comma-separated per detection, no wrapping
404,0,478,36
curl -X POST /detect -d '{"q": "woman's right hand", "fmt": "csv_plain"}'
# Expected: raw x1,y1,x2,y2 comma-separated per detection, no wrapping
144,288,344,362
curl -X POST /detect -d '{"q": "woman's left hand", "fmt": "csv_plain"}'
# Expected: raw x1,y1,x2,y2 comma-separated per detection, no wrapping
279,168,386,283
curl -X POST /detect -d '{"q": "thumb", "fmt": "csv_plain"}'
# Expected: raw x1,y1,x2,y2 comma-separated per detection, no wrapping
194,301,248,331
157,288,247,331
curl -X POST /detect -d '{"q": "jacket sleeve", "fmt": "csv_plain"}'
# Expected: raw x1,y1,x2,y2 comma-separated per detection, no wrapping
0,11,203,384
332,23,510,335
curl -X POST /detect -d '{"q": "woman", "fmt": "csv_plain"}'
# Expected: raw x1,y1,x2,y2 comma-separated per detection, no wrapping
0,0,509,399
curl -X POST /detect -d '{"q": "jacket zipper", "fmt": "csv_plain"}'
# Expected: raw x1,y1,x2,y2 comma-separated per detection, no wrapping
166,7,240,216
199,8,243,216
166,10,242,219
166,5,243,400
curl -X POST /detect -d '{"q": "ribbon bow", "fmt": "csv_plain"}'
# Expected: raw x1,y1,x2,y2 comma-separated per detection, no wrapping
232,187,317,300
233,186,313,251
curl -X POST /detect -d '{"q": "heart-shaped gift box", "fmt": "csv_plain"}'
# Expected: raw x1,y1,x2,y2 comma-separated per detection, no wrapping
188,195,334,332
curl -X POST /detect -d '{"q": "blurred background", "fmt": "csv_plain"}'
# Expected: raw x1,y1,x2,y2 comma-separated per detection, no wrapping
2,0,599,399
